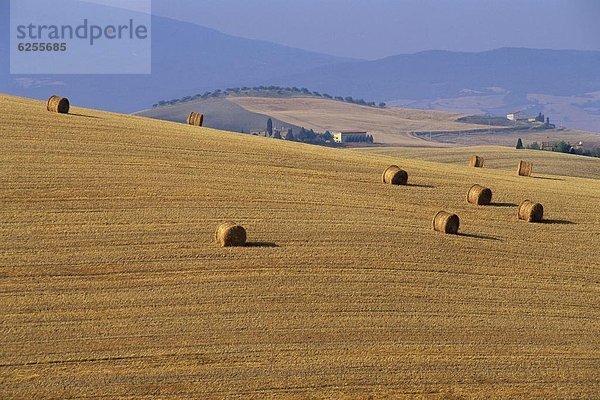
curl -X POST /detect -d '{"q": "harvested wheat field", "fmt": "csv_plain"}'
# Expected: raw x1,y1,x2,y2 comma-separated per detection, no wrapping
229,96,492,146
362,145,600,180
1,94,600,399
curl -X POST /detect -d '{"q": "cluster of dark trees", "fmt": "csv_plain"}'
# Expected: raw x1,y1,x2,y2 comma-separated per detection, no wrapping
154,90,223,107
534,112,545,123
264,119,345,146
152,86,386,109
295,127,325,143
283,126,333,145
516,138,600,158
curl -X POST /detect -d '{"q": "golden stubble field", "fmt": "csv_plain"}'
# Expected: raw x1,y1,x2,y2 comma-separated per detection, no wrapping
229,96,485,146
1,94,599,398
230,96,600,148
361,146,600,180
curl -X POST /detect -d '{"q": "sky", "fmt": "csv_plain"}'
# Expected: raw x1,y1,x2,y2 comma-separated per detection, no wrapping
145,0,600,60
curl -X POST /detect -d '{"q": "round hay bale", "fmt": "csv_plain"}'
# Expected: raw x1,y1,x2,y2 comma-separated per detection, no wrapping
382,165,408,185
215,221,247,247
468,155,484,168
467,184,493,205
47,96,70,114
187,112,204,126
517,160,533,177
433,211,460,234
518,200,543,222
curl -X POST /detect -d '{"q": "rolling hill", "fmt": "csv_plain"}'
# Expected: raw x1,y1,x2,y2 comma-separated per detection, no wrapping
1,94,599,398
138,90,600,147
230,96,484,146
281,48,600,101
3,0,600,134
361,146,600,180
0,1,348,113
145,92,599,148
277,48,600,133
135,96,301,135
137,92,493,146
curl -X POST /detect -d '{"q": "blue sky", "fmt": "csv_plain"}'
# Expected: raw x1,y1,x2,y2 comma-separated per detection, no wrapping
147,0,600,60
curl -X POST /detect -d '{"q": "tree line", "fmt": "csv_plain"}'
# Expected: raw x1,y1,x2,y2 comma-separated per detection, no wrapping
516,138,600,158
152,86,386,109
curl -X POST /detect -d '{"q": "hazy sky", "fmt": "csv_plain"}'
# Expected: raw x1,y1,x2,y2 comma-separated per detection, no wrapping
149,0,600,60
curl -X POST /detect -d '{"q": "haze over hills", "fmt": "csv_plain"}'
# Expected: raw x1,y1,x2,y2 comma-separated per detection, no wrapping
0,2,348,113
137,89,496,146
138,90,600,148
276,47,600,133
2,1,600,132
283,48,600,100
232,95,600,147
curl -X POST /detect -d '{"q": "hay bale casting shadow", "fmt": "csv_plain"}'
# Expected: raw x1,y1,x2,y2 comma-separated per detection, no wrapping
467,184,493,206
518,200,544,222
490,202,518,208
433,211,460,234
215,222,247,247
457,232,500,241
541,219,575,225
245,242,279,248
382,165,408,185
47,96,70,114
187,112,204,126
468,155,484,168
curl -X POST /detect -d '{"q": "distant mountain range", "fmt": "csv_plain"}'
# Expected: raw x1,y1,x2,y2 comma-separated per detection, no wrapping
281,48,600,100
0,3,349,113
1,1,600,132
277,48,600,132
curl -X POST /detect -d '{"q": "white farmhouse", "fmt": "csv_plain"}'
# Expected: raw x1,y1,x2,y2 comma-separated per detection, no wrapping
332,131,369,143
506,111,526,121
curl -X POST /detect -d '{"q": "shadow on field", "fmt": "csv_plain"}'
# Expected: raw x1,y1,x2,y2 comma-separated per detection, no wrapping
457,232,501,241
68,113,100,119
406,183,435,188
245,242,279,248
490,202,518,207
532,176,564,181
541,219,576,225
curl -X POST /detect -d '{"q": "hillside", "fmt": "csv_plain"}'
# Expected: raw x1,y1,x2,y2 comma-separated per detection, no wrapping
277,48,600,133
226,95,600,147
138,90,600,148
134,96,300,135
0,2,347,113
1,94,599,398
139,92,498,146
415,126,600,148
230,97,482,146
3,0,600,135
135,91,490,146
361,146,600,180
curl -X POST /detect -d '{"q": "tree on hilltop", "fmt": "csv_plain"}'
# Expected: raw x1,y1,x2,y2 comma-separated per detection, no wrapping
516,138,524,149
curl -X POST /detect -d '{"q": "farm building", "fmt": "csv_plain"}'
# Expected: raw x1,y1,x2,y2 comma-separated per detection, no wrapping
333,131,369,143
506,111,526,121
540,141,557,151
